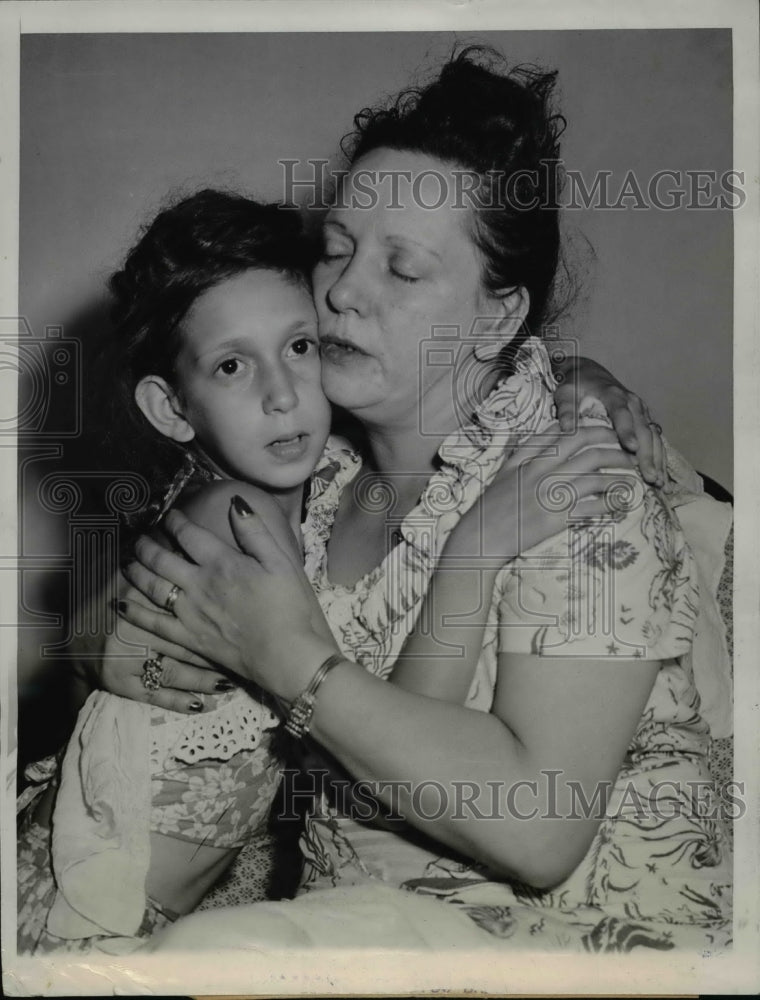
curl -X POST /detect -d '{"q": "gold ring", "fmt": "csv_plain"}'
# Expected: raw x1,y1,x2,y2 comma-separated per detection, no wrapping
164,584,181,615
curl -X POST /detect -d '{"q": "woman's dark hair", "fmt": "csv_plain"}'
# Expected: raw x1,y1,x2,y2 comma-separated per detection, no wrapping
99,188,314,530
342,46,566,344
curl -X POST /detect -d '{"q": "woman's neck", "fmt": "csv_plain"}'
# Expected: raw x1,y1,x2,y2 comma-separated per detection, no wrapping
358,414,458,514
359,364,500,479
362,423,442,477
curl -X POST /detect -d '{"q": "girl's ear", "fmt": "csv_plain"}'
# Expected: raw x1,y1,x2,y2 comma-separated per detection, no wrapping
473,286,530,362
134,376,196,443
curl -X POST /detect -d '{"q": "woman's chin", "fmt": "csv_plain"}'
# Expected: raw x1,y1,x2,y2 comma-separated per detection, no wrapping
321,367,388,415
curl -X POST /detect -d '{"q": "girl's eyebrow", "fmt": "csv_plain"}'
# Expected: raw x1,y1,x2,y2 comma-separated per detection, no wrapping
322,219,350,234
193,323,317,362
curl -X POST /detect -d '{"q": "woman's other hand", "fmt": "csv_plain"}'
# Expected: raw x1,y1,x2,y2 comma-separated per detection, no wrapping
447,424,636,562
552,355,666,488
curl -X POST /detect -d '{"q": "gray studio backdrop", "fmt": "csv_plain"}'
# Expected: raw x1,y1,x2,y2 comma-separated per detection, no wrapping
18,30,733,757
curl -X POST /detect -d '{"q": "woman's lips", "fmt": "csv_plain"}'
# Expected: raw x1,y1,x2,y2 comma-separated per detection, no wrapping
319,336,366,363
266,433,310,461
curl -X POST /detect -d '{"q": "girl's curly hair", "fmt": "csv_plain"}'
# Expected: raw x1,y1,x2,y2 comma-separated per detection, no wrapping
98,188,314,532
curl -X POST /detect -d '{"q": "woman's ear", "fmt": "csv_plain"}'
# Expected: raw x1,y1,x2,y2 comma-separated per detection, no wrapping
134,376,196,443
473,286,530,362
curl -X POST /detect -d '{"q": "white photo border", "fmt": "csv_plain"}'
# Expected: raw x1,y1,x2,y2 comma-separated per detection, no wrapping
1,0,758,996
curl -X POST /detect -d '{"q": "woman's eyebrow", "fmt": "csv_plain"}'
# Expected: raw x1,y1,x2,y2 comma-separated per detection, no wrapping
323,220,441,260
384,234,442,261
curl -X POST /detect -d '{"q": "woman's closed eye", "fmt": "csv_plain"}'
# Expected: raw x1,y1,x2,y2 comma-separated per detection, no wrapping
389,259,420,284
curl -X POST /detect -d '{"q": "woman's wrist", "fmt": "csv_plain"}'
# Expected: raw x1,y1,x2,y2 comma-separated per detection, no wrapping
283,651,348,739
264,635,344,704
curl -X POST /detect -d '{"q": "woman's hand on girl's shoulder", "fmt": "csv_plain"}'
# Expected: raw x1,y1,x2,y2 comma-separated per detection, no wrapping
177,480,302,564
553,355,666,486
447,424,635,562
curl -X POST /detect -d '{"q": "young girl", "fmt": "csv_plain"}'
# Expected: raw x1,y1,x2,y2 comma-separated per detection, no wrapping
16,189,334,955
16,189,624,955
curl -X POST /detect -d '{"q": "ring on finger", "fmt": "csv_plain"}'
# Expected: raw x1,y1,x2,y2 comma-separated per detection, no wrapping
164,584,181,615
141,653,165,691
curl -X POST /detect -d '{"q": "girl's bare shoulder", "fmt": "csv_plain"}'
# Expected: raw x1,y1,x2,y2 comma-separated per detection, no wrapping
173,480,289,546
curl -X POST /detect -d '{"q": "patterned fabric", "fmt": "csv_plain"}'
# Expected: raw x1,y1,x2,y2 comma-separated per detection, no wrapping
298,337,732,953
17,687,283,953
148,689,281,849
708,525,734,850
196,830,278,910
715,524,733,663
17,810,176,956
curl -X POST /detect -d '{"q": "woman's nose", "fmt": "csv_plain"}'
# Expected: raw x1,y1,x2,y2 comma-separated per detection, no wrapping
262,365,298,415
325,257,367,314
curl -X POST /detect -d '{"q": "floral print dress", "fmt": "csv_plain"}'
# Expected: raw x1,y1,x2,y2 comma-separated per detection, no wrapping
297,338,732,954
17,687,282,955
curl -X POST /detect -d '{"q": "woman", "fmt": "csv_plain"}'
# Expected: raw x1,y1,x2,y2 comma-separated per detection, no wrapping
112,49,731,951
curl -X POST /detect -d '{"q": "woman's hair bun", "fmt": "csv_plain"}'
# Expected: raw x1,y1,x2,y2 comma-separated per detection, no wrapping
344,45,567,340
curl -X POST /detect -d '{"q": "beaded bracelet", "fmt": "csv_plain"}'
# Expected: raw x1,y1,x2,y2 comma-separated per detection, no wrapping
283,652,346,739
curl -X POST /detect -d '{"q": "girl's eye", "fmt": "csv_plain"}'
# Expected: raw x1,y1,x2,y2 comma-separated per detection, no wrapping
289,337,316,357
321,238,351,261
216,358,242,376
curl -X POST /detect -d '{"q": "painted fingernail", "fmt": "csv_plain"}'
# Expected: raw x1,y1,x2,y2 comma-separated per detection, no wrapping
214,679,236,692
117,600,127,614
188,699,204,713
231,494,253,517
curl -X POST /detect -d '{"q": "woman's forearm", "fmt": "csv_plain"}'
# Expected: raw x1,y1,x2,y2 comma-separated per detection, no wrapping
309,659,525,868
306,658,601,888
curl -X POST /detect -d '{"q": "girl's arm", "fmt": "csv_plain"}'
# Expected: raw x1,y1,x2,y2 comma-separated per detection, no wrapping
391,425,633,702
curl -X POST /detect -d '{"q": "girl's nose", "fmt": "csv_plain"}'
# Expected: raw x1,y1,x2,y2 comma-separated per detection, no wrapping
262,365,298,415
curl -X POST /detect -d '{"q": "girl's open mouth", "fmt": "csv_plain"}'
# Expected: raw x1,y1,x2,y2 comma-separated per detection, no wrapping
266,434,309,460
